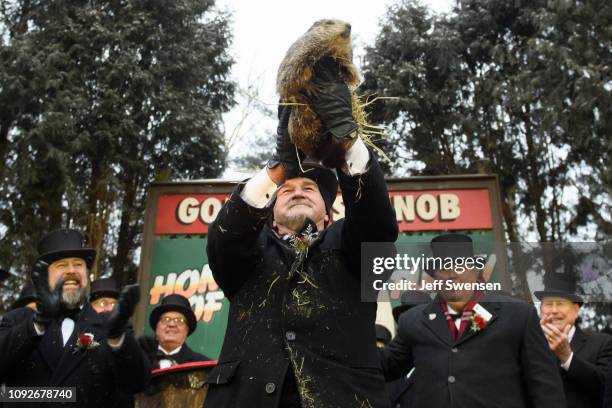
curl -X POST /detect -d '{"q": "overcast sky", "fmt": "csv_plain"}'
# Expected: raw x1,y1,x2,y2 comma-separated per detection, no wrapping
213,0,455,176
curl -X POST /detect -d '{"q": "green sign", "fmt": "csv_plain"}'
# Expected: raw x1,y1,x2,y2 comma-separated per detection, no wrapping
143,236,228,359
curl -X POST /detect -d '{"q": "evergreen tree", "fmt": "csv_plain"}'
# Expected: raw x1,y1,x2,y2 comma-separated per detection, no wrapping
361,0,611,308
0,0,235,306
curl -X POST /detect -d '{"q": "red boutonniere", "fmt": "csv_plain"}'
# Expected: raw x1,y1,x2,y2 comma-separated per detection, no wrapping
74,333,100,352
470,314,487,332
470,303,493,333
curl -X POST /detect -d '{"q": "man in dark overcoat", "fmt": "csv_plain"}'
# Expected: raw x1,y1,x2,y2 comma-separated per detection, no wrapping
0,229,151,407
385,291,430,408
138,294,210,369
536,281,612,408
205,59,398,407
379,233,565,408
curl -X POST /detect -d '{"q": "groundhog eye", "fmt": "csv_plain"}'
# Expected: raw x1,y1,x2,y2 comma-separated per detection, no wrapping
325,20,334,25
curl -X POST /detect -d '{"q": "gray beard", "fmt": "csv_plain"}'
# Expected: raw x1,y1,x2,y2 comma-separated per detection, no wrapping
61,285,90,309
282,213,307,232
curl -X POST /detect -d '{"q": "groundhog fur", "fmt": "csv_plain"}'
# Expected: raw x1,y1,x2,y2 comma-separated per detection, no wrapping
276,19,362,168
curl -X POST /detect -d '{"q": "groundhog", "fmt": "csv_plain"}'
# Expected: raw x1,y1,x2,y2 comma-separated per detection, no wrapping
276,19,363,168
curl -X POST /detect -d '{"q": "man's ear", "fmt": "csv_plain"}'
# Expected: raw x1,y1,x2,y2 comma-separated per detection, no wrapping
324,214,329,223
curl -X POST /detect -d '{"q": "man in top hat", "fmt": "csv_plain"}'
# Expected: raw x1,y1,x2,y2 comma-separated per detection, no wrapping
536,278,612,408
138,294,210,396
10,282,37,311
89,277,120,314
0,228,151,407
206,59,398,408
379,233,565,408
139,294,210,370
386,291,431,408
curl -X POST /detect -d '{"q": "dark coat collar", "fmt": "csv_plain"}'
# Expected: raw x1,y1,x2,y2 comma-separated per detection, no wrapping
49,304,104,385
421,293,501,346
570,326,588,354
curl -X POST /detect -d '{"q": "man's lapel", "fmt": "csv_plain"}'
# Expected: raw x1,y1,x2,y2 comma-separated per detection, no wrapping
37,319,64,371
421,297,454,346
570,327,588,355
455,297,500,346
51,305,104,385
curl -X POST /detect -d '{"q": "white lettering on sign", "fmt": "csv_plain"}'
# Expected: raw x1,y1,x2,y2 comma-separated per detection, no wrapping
199,198,222,224
175,192,462,226
150,264,224,323
176,197,225,225
393,195,415,222
439,193,461,220
416,194,437,221
176,197,200,224
392,193,461,223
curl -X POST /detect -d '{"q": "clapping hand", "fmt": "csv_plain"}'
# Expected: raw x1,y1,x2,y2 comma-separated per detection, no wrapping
31,260,62,327
106,284,140,339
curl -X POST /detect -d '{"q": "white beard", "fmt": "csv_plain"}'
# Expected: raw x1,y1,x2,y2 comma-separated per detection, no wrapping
61,285,89,308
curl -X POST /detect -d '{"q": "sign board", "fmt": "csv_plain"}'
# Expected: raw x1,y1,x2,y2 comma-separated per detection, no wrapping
134,175,507,359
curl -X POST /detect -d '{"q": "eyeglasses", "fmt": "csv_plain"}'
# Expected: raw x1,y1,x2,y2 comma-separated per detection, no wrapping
159,316,187,326
92,299,118,309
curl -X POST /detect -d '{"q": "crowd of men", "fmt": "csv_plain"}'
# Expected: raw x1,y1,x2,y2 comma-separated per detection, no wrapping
0,229,210,407
0,57,611,408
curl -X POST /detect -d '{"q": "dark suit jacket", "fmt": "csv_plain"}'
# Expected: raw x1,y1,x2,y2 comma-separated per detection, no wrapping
604,361,612,408
380,293,565,408
137,335,210,369
205,157,398,408
386,373,414,408
0,305,151,407
137,335,210,396
561,328,612,408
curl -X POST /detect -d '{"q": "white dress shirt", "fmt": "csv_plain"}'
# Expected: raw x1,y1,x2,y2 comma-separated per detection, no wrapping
560,325,576,371
158,344,183,369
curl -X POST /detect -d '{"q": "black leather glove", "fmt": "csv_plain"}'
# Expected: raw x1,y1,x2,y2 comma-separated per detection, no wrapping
267,104,305,179
309,55,359,139
106,284,140,339
31,260,62,327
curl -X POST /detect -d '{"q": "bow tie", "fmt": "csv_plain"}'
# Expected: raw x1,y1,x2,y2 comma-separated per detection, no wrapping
155,353,178,362
58,307,81,321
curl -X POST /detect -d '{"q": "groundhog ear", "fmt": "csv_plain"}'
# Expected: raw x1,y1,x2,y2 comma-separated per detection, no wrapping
313,55,337,82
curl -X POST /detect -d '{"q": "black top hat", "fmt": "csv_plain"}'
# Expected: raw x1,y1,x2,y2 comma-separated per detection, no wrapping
289,162,338,213
36,229,96,268
431,233,475,258
149,294,197,335
392,291,431,322
10,283,37,310
534,274,583,304
375,324,392,345
425,233,484,276
90,277,120,302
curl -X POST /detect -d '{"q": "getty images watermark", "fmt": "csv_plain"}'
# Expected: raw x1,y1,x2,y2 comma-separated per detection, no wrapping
370,253,498,292
360,242,612,303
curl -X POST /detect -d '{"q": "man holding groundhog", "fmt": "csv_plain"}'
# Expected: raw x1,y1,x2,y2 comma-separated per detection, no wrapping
206,58,398,407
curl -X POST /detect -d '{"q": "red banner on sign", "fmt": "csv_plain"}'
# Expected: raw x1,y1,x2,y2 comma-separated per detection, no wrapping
389,189,492,231
155,188,493,235
156,194,228,235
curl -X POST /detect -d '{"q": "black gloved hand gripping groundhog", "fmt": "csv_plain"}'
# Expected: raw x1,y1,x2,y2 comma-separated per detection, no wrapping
276,19,364,168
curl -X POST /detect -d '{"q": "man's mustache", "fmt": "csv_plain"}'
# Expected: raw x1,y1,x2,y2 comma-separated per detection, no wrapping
287,198,313,208
62,274,82,285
